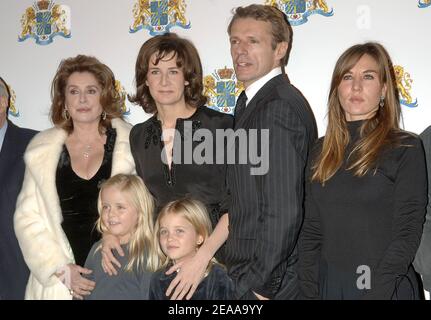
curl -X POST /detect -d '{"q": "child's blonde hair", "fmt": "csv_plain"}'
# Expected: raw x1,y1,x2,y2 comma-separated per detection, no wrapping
96,174,158,271
151,198,217,272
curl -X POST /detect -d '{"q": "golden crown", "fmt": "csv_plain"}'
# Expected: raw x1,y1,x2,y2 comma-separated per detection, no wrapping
217,66,234,79
37,0,50,10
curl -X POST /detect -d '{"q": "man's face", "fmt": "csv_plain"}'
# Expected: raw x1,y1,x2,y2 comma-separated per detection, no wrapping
229,18,288,89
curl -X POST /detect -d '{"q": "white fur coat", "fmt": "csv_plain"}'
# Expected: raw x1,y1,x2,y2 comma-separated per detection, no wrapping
14,119,136,300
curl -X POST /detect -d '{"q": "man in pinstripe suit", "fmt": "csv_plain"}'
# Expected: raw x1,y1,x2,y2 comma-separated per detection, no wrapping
224,4,317,300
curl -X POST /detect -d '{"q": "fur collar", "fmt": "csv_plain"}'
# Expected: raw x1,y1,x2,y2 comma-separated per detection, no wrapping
23,118,134,223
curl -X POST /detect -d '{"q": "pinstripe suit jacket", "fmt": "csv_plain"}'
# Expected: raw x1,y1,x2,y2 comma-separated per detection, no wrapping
225,74,317,299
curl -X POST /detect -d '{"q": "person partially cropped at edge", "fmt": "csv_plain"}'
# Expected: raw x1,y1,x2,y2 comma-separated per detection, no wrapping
0,76,37,299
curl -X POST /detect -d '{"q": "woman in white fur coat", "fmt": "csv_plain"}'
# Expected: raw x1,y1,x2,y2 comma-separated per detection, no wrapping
14,55,135,300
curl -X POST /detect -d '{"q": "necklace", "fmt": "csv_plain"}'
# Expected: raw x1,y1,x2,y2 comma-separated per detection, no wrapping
82,144,92,159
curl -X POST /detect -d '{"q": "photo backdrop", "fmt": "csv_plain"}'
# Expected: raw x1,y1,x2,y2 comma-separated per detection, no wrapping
0,0,430,137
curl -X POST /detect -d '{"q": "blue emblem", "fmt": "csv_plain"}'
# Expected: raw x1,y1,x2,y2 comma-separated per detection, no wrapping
285,0,307,14
18,1,71,45
266,0,334,26
204,67,243,115
418,0,431,8
130,0,191,36
216,81,236,110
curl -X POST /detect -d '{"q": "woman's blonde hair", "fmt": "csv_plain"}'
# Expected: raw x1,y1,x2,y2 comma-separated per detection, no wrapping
312,42,406,184
151,198,217,272
96,174,157,271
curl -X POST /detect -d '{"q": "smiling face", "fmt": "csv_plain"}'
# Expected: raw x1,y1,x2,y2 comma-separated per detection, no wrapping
101,186,138,244
158,213,203,264
65,71,104,126
229,18,287,89
145,52,189,110
337,54,387,122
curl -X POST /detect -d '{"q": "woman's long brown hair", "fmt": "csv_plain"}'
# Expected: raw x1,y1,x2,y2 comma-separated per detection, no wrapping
312,42,403,184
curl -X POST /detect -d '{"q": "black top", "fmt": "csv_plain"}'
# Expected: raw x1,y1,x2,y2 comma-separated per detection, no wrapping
298,121,427,300
84,241,152,300
56,128,116,267
149,263,234,300
130,106,234,227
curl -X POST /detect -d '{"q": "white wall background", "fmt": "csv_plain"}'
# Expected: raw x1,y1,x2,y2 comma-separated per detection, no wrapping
0,0,430,136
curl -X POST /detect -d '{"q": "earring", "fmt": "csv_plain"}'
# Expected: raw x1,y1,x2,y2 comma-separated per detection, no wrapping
62,108,70,120
379,96,385,108
101,111,107,120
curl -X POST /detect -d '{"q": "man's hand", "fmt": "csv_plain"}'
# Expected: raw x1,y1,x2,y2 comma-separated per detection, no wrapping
165,251,210,300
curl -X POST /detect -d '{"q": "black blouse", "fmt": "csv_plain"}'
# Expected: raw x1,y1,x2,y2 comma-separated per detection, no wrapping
298,121,427,300
56,128,116,267
130,106,234,227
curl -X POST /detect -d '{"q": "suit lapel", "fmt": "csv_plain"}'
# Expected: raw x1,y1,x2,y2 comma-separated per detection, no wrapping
234,74,287,129
0,121,19,179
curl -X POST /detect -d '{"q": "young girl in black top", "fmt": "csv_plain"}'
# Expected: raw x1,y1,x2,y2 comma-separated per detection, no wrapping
149,198,234,300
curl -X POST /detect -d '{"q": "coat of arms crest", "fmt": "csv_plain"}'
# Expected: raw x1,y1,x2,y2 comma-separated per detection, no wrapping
419,0,431,8
204,67,243,115
130,0,191,36
18,0,71,45
394,65,418,108
266,0,333,26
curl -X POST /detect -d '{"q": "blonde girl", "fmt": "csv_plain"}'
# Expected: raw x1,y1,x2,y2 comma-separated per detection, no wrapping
149,198,234,300
83,174,157,299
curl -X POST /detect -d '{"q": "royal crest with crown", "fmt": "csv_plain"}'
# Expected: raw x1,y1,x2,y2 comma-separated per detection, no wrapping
7,85,19,117
204,67,243,115
115,80,130,115
266,0,333,26
130,0,191,36
18,0,71,45
418,0,431,8
394,65,418,108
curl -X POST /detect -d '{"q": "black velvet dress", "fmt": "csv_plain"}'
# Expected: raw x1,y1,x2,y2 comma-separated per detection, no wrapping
298,121,427,300
56,128,116,267
130,107,234,227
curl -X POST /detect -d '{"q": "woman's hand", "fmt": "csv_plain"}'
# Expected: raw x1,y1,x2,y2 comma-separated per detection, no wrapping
57,264,95,300
165,250,211,300
101,233,124,275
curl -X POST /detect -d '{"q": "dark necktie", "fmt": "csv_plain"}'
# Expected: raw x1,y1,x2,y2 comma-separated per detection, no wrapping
234,91,247,121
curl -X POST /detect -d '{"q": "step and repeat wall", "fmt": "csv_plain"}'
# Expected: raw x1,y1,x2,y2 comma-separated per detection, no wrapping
0,0,430,136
